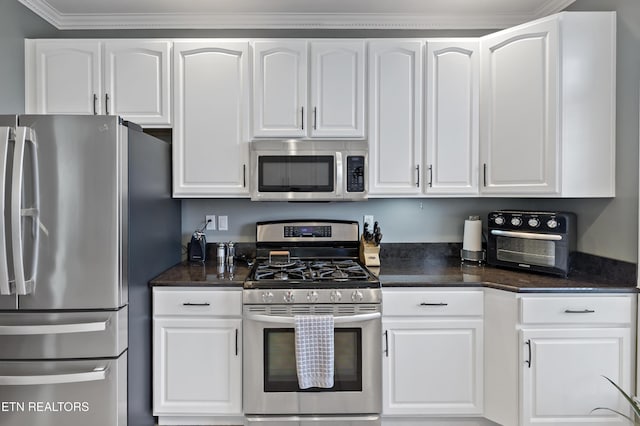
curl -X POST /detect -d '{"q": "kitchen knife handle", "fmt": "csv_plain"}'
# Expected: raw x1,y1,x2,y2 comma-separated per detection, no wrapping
525,339,532,368
384,330,389,357
105,93,110,115
415,165,420,187
93,93,98,115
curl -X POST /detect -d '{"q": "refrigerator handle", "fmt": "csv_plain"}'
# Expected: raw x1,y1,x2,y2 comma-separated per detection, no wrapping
0,320,109,335
0,367,107,386
12,127,40,296
0,127,11,296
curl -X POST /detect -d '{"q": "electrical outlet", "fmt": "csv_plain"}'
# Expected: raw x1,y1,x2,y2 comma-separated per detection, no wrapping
363,215,374,230
218,215,228,231
205,215,216,230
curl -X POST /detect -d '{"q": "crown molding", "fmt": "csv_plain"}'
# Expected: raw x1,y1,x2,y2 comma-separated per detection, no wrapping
18,0,576,30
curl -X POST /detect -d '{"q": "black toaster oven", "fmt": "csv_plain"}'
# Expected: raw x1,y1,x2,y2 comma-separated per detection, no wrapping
487,210,576,277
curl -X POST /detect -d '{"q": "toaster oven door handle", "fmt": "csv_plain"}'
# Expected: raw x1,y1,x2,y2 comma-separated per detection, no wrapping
245,312,381,325
490,230,562,241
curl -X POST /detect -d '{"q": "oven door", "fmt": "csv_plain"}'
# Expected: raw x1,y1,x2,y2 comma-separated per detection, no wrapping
243,310,382,415
488,229,570,275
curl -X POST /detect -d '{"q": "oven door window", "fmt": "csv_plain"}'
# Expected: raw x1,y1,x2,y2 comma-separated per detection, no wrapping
264,328,362,392
258,156,334,192
496,236,555,266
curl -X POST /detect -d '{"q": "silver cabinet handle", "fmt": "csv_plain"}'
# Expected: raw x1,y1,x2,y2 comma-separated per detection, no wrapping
301,106,304,130
93,94,98,115
384,330,389,357
419,302,448,307
525,339,532,368
313,107,317,130
235,329,239,356
105,93,110,115
428,164,433,187
0,128,10,296
12,127,39,296
0,321,108,335
416,165,420,187
0,367,107,385
483,163,487,187
182,302,210,306
564,309,595,314
243,164,246,188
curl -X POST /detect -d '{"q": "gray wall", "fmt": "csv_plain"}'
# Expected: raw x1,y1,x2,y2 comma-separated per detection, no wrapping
1,0,638,263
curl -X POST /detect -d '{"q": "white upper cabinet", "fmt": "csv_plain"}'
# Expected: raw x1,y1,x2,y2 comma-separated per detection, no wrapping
368,40,423,196
103,41,172,126
173,41,250,197
480,12,616,197
309,41,365,138
28,40,102,115
252,40,365,139
25,39,172,127
425,39,479,195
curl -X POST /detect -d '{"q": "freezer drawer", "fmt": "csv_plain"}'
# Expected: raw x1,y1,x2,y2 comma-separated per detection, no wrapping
0,352,126,426
0,307,127,359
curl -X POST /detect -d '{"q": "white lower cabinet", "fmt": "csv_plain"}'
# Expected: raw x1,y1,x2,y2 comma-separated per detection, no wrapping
152,287,243,425
485,290,636,426
382,289,484,418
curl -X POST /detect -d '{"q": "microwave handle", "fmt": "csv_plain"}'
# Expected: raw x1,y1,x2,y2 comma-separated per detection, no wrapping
245,312,380,325
490,230,562,241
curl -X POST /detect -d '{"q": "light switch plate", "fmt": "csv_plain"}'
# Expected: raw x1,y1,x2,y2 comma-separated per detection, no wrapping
218,215,228,231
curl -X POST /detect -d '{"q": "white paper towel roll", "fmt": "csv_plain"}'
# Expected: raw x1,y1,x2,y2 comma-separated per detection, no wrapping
462,217,482,252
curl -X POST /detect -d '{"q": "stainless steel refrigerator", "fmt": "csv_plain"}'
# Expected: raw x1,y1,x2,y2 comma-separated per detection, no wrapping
0,115,181,426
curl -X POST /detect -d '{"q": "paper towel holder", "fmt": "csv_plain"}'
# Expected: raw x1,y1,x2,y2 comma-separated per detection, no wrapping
461,215,486,264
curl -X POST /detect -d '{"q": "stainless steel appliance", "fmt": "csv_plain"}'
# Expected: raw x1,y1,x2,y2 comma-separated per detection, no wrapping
250,141,367,201
244,220,381,426
0,115,181,426
487,210,576,276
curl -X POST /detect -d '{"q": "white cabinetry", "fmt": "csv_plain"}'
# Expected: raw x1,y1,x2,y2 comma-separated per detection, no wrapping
480,12,616,196
173,41,250,197
25,39,171,126
382,289,484,417
153,287,243,425
484,290,635,426
368,41,423,196
425,39,479,195
252,40,365,139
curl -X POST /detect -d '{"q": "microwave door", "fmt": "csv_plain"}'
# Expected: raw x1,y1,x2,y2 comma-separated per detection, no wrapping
0,126,16,309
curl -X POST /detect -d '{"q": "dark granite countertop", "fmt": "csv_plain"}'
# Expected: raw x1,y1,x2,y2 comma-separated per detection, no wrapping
150,260,248,287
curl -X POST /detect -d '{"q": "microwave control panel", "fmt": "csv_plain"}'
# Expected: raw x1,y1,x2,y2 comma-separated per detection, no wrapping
488,211,572,233
346,155,365,193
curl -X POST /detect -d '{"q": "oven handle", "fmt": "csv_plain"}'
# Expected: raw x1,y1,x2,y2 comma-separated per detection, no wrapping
244,312,381,324
490,230,562,241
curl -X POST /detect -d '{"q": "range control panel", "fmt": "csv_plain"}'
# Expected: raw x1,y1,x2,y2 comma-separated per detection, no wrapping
346,156,365,193
488,211,570,233
284,225,332,238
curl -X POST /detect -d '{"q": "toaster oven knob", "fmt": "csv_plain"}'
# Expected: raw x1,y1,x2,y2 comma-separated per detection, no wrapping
493,215,505,226
510,217,523,227
547,218,559,229
351,290,364,302
306,291,319,303
330,291,342,303
262,292,274,303
284,291,295,303
528,218,540,228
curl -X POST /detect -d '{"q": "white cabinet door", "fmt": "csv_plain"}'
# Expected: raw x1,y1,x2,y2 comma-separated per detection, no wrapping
173,41,250,197
480,16,559,194
521,327,631,425
309,41,365,138
153,317,242,415
253,41,307,138
383,319,483,416
368,41,423,196
31,40,102,115
425,39,479,195
104,40,171,126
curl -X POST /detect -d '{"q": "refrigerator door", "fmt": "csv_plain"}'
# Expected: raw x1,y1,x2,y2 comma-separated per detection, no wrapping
0,353,126,426
15,115,126,310
0,306,126,359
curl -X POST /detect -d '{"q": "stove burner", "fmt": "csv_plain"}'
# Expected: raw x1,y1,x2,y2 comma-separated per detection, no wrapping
252,258,371,283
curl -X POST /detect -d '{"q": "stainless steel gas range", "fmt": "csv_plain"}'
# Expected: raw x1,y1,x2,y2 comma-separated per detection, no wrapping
243,220,382,426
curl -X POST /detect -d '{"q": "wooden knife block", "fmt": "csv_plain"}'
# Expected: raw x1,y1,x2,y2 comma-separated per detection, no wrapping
359,237,380,267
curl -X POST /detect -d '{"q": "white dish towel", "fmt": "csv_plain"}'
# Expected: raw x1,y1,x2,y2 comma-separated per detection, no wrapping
294,315,335,389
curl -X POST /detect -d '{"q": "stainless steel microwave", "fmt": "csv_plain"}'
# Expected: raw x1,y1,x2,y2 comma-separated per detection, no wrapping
250,140,368,201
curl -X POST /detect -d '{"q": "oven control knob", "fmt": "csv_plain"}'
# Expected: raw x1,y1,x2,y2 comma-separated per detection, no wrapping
510,217,523,227
262,292,274,303
493,215,505,226
351,290,364,302
284,291,295,303
547,218,559,229
330,291,342,303
528,218,540,228
306,291,319,303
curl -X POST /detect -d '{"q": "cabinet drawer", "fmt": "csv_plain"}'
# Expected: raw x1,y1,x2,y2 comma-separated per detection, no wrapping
520,295,633,324
153,288,242,316
383,290,483,316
